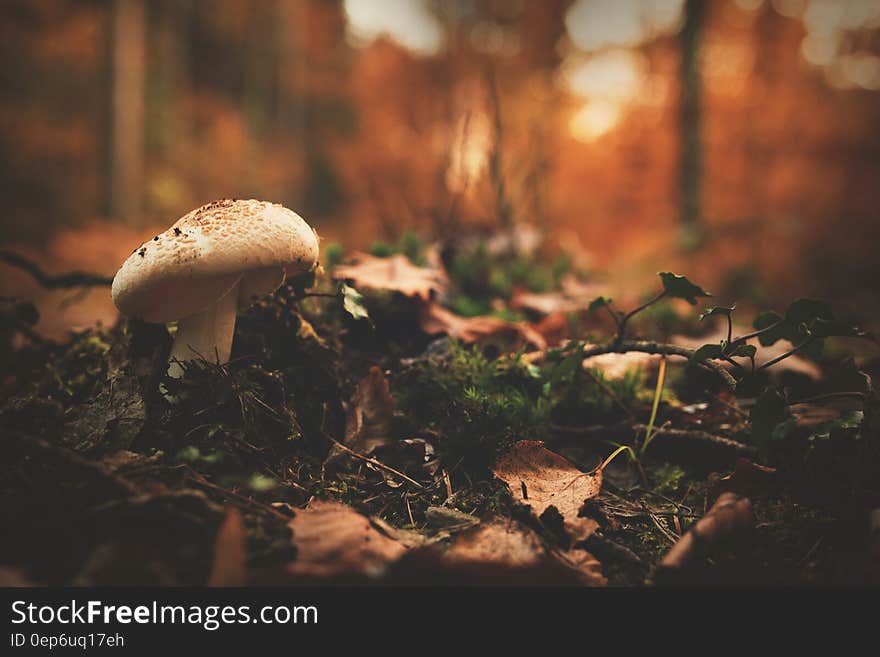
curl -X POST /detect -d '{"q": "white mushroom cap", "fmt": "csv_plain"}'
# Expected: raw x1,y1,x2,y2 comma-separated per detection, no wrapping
112,199,319,323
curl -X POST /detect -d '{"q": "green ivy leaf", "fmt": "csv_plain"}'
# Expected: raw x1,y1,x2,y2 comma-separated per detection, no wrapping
808,411,864,443
752,299,868,361
341,283,370,321
699,304,735,321
727,343,757,358
690,343,724,363
658,272,712,305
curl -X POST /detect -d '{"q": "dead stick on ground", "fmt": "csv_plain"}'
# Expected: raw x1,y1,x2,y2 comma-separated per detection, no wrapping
581,341,738,389
630,423,755,455
324,433,425,489
187,472,290,522
0,249,113,289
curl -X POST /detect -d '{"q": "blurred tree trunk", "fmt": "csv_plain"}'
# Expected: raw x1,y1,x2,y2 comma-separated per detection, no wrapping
679,0,704,246
276,0,305,138
110,0,145,224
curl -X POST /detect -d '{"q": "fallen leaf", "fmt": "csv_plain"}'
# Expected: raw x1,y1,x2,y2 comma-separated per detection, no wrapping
582,347,661,380
530,312,571,347
420,302,547,351
392,519,606,586
282,501,407,580
344,366,395,455
655,492,752,578
207,507,247,587
332,252,448,301
493,440,602,543
445,520,552,567
67,373,146,451
511,275,608,316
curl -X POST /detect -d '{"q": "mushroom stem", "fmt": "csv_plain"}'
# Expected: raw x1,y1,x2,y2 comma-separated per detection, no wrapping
168,280,240,377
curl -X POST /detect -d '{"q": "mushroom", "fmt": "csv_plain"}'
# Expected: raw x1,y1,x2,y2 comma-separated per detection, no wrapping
111,199,319,377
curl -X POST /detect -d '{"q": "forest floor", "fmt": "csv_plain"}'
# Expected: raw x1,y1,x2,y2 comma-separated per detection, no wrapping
1,231,878,587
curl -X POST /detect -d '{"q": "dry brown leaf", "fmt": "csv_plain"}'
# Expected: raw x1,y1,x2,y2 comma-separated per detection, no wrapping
420,302,547,351
332,252,448,301
493,440,602,543
283,500,406,580
582,348,661,380
207,507,247,587
444,520,547,568
344,366,394,455
512,275,609,316
656,492,752,575
395,519,606,586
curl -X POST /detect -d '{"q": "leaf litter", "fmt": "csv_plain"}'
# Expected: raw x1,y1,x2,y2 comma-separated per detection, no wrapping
1,234,877,588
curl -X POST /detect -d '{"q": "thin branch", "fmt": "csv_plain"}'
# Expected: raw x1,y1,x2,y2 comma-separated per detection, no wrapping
581,340,738,389
787,391,867,406
582,367,635,420
187,471,291,522
729,318,784,346
616,291,667,342
324,433,425,489
631,423,755,455
298,292,339,299
0,249,113,288
756,336,815,371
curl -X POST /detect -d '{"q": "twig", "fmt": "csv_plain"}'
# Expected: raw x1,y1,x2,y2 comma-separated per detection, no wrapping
299,292,339,299
0,249,113,288
324,433,425,489
581,340,738,389
582,367,635,420
729,319,784,346
787,391,867,406
756,336,815,371
616,292,667,343
187,471,290,522
631,423,754,455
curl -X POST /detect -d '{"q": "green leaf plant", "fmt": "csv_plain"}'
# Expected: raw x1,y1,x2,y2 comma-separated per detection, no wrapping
586,273,876,463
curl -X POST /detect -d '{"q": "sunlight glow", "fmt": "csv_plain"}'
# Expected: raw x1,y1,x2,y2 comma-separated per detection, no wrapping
343,0,443,56
562,50,645,102
446,113,492,193
796,1,880,89
569,100,623,142
564,0,684,52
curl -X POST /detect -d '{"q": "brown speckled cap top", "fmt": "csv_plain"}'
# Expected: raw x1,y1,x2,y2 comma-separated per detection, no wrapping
112,199,319,323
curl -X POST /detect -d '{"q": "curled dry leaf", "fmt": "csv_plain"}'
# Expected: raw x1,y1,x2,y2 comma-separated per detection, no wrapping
332,252,448,301
493,440,602,543
344,366,395,455
283,500,406,581
420,302,547,351
511,275,609,317
396,519,606,586
656,492,752,576
207,507,247,587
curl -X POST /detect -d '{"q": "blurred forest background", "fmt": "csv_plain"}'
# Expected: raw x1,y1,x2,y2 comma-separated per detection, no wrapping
1,0,878,337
